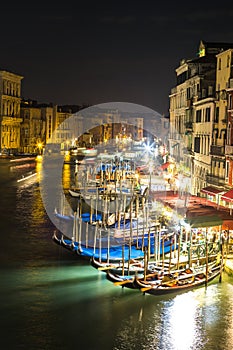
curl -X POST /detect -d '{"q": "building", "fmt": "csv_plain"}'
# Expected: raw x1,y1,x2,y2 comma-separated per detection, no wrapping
169,40,233,196
0,70,23,154
192,94,215,195
20,100,46,153
204,49,233,201
224,51,233,187
226,81,233,188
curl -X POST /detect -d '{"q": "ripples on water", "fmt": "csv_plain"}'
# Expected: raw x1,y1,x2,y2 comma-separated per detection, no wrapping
1,161,233,350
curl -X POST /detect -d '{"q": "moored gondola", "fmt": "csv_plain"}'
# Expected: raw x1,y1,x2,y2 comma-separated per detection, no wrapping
136,261,222,295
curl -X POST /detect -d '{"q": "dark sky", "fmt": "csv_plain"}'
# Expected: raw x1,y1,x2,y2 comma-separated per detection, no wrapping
1,1,233,115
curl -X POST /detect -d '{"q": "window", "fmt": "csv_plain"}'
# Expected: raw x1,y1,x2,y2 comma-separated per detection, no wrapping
218,58,221,70
205,107,211,122
208,85,213,96
226,161,229,179
196,110,202,123
187,87,191,99
227,55,230,68
194,137,200,153
215,107,219,123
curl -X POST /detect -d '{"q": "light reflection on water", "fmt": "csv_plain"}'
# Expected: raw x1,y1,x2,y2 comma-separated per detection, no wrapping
111,280,233,350
1,160,233,350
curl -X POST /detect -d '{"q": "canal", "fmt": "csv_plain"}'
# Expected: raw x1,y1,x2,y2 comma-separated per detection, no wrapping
0,158,233,350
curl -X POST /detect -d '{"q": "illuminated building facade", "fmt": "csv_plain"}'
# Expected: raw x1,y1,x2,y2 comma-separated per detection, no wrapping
205,49,233,197
223,50,233,187
169,41,233,196
0,70,23,154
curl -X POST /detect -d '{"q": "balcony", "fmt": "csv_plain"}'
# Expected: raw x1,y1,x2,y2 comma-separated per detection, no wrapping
210,145,225,156
206,174,226,187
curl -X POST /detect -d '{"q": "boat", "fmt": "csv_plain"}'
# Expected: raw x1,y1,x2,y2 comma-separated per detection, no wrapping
77,243,145,262
52,230,62,245
106,271,136,289
68,189,81,198
58,235,145,262
91,255,175,276
135,260,222,295
54,208,177,252
105,262,184,289
53,155,179,266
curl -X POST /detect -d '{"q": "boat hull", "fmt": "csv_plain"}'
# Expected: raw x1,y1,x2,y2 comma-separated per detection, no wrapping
136,265,222,295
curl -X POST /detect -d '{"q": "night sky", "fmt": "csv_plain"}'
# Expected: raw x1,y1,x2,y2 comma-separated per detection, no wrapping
1,1,233,115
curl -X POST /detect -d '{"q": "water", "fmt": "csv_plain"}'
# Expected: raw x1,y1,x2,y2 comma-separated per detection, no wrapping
1,159,233,350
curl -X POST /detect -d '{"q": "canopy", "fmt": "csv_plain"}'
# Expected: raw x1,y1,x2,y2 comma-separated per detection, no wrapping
221,189,233,202
222,220,233,230
200,186,224,196
184,215,223,228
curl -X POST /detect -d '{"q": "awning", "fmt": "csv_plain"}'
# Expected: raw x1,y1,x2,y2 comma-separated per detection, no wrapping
184,215,223,228
222,220,233,230
221,189,233,202
200,186,224,196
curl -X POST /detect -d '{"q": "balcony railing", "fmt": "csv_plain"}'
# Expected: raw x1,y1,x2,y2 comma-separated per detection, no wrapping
206,174,226,186
210,145,225,156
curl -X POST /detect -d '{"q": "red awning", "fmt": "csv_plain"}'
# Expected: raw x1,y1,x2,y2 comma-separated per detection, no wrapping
159,162,170,170
200,186,224,196
221,189,233,202
222,220,233,230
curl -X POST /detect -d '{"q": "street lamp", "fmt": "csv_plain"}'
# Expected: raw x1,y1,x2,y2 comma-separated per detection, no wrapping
37,142,43,155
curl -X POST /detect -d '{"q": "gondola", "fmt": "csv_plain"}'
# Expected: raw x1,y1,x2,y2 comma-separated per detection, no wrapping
105,265,181,289
91,255,144,275
77,243,145,262
91,255,175,276
135,261,222,295
52,230,62,245
106,270,137,289
68,189,81,198
53,228,145,262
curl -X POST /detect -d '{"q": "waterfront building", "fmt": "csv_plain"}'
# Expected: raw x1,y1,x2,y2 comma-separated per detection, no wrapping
20,100,46,153
204,49,233,207
169,41,233,195
224,51,233,188
192,93,215,195
20,101,84,153
226,77,233,186
76,107,144,146
0,70,23,154
169,45,216,189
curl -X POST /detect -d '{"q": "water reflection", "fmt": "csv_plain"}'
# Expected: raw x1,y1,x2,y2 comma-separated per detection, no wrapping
169,293,199,350
1,159,233,350
112,279,233,350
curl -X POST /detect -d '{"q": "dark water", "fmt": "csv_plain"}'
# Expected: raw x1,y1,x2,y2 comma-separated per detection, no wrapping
1,159,233,350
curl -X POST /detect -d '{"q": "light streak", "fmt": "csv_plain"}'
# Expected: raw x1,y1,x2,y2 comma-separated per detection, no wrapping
17,173,37,183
